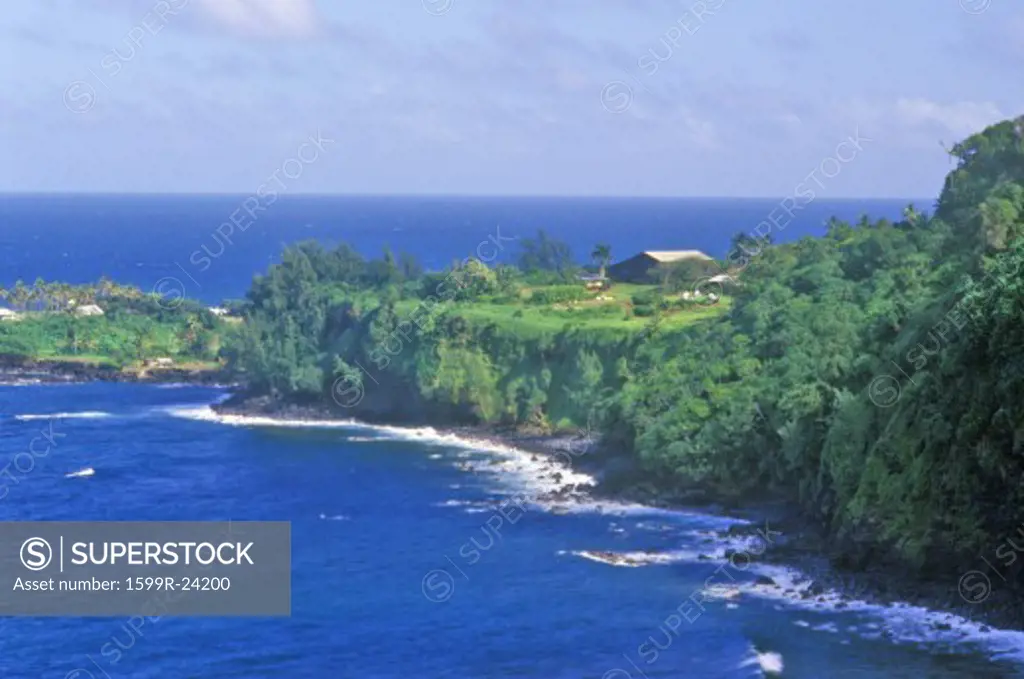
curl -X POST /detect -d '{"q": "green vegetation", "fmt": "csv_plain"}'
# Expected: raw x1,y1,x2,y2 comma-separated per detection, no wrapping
228,115,1024,580
602,116,1024,575
591,243,612,279
0,279,229,371
11,116,1020,583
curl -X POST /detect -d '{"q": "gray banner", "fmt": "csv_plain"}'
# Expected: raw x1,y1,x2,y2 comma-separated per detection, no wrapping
0,521,290,616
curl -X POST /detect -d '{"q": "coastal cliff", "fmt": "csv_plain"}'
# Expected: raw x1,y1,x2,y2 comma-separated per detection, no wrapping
220,116,1024,620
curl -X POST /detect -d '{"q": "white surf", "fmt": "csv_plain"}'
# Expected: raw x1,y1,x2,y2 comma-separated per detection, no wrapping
16,411,111,421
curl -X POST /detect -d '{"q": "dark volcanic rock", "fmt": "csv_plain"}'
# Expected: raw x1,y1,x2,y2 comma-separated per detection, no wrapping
0,355,232,386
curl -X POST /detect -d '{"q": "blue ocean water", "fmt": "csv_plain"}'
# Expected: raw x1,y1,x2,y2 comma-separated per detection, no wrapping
0,383,1022,678
0,194,923,303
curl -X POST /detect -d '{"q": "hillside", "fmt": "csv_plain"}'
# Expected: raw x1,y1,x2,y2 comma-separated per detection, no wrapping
227,115,1024,585
0,280,232,378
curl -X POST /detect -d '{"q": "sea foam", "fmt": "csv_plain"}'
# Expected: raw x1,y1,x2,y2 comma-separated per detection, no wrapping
164,403,1024,667
15,411,112,420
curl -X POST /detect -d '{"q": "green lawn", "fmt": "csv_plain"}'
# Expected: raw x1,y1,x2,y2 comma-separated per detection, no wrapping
455,301,729,336
394,283,731,338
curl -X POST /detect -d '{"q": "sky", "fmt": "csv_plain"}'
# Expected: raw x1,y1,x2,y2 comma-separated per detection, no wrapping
0,0,1020,198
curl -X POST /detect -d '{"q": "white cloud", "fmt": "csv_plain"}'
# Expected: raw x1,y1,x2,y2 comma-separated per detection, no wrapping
193,0,320,38
895,98,1005,138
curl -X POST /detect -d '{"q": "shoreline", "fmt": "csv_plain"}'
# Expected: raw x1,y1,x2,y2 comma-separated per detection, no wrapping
11,371,1018,657
210,391,1023,638
0,355,234,386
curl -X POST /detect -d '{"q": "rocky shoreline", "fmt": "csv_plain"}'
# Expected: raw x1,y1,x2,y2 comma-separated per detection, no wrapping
0,355,233,386
210,390,1023,637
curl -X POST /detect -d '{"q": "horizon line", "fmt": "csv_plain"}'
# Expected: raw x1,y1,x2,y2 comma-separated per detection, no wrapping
0,191,936,202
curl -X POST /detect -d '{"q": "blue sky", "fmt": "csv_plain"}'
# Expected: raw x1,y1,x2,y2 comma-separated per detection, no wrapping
0,0,1019,197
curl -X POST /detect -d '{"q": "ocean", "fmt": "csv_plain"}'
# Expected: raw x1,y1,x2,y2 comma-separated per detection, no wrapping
0,194,924,304
3,194,1023,678
0,383,1022,678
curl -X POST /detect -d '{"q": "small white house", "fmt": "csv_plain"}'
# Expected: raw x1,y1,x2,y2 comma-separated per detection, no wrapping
74,304,105,317
208,307,229,316
0,308,22,322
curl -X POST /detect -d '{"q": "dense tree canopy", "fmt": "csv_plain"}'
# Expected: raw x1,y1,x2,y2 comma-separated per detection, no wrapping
227,116,1024,580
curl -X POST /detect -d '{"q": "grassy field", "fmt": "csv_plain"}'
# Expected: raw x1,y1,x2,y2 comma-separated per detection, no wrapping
395,283,731,337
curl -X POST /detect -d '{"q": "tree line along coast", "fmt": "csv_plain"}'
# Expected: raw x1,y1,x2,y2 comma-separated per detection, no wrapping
3,116,1024,625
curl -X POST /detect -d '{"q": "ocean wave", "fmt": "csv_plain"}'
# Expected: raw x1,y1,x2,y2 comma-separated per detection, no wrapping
164,407,526,457
457,452,597,499
434,499,477,508
568,550,648,568
560,530,774,574
565,548,702,568
159,405,1024,663
164,406,600,503
701,560,1024,665
0,379,83,387
551,502,751,525
15,411,112,421
165,406,362,429
739,648,784,676
431,499,505,514
560,520,1024,665
163,409,758,531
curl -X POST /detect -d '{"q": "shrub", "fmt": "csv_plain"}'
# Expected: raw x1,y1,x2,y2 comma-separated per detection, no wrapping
528,285,589,305
633,304,656,317
631,291,660,307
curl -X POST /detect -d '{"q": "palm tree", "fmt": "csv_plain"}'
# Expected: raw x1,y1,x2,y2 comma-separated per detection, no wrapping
903,203,921,226
9,280,28,310
591,243,612,279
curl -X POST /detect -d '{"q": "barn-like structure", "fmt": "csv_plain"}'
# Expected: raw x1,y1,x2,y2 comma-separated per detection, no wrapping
607,250,713,283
